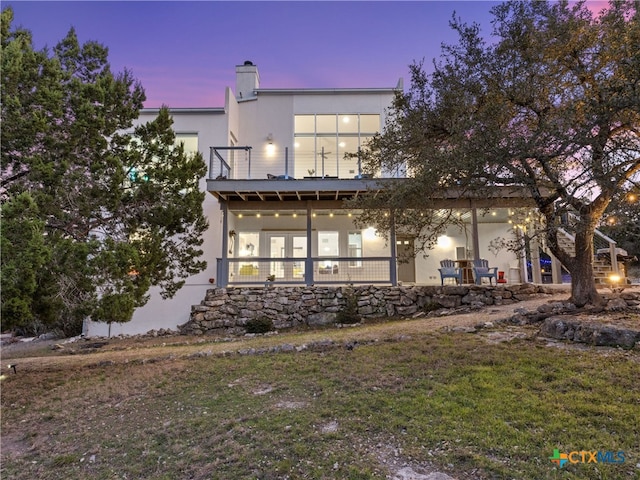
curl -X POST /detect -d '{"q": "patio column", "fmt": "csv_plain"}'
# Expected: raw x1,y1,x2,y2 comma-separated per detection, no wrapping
220,201,229,287
306,203,314,286
529,234,543,284
471,205,480,261
390,209,398,286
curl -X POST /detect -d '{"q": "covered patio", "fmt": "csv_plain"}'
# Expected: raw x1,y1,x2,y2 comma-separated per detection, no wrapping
207,176,546,287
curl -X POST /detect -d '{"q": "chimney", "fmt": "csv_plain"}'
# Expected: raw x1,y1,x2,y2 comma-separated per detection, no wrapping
235,61,260,100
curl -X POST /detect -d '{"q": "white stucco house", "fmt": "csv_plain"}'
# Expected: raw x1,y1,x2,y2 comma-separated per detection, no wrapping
85,62,621,337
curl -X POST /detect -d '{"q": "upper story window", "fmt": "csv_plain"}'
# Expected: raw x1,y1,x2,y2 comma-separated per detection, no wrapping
294,114,379,179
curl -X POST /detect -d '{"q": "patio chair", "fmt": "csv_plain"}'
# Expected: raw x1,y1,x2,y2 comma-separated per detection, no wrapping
438,259,462,286
473,259,498,285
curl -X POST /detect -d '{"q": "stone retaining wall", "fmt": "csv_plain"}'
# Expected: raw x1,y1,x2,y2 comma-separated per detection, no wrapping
182,283,564,335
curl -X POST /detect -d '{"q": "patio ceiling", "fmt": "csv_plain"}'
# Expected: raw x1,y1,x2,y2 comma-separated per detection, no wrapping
206,177,381,202
206,178,539,210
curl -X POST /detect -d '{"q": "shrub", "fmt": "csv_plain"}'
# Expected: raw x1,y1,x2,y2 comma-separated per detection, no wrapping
423,301,441,313
337,288,361,324
246,316,274,334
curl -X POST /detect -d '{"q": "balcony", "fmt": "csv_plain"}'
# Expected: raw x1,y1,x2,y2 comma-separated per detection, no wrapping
206,145,401,203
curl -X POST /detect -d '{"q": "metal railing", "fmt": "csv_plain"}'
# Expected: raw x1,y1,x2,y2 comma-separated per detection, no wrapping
209,146,250,180
557,213,619,274
217,257,393,286
208,146,406,181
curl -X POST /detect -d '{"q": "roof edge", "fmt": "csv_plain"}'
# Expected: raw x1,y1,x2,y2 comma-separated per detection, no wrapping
140,107,225,114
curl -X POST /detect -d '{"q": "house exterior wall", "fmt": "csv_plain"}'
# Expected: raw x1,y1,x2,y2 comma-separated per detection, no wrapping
85,109,229,337
84,63,529,338
85,70,399,336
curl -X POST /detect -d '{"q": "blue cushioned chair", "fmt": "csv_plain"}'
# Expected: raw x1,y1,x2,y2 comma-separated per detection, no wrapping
438,259,462,286
473,259,498,285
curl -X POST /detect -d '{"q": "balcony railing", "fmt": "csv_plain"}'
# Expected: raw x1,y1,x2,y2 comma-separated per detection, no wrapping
217,257,394,287
209,145,405,181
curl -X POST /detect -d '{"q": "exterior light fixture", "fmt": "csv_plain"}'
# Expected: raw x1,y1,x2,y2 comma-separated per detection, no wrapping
609,273,624,293
363,227,377,240
266,133,275,156
437,235,452,248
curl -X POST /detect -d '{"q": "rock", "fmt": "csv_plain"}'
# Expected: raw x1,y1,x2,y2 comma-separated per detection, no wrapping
393,467,456,480
307,311,336,326
540,316,640,349
38,332,58,341
449,326,476,333
605,298,627,311
433,295,461,309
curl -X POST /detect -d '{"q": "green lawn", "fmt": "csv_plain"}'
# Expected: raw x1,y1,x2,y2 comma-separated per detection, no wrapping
1,330,638,479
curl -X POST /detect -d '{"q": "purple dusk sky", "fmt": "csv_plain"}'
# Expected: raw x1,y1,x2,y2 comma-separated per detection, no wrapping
5,1,608,108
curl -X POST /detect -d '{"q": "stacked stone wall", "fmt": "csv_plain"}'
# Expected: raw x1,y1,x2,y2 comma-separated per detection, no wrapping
182,284,563,335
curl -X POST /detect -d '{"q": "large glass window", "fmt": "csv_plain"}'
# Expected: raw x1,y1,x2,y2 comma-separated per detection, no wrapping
348,231,363,267
237,232,259,276
294,115,315,132
176,133,198,153
318,231,339,275
318,231,339,256
294,114,380,179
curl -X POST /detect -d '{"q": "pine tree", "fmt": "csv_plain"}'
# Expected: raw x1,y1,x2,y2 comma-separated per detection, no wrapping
1,8,208,334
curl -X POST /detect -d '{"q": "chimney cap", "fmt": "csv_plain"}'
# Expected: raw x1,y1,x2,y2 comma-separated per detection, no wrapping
243,60,254,66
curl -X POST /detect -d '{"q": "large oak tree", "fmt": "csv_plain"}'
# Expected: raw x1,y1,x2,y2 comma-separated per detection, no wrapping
354,0,639,307
1,8,208,334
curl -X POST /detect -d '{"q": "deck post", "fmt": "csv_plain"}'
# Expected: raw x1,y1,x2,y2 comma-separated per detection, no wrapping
306,203,314,286
220,201,229,287
389,209,398,286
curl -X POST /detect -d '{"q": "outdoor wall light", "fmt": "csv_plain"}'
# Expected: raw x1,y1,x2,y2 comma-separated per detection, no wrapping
437,235,452,249
363,227,377,240
266,133,275,156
